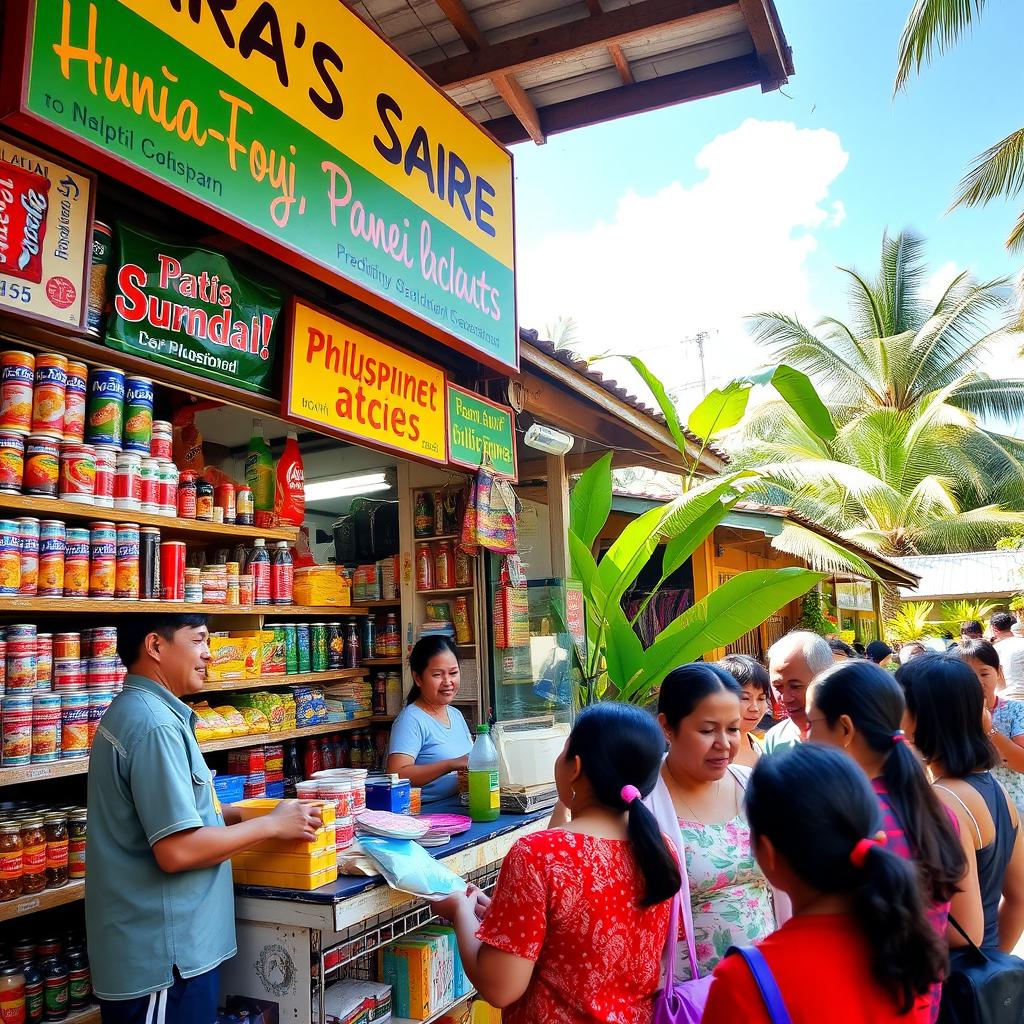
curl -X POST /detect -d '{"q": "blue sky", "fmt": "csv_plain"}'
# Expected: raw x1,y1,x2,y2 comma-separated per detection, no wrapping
509,0,1024,397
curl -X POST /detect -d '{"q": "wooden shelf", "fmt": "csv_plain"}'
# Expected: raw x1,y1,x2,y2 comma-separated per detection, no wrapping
353,598,402,608
66,1006,100,1024
0,493,297,542
197,717,393,754
0,878,85,923
362,657,402,666
0,600,367,616
0,314,280,416
412,533,459,542
415,587,474,596
199,668,369,694
0,757,90,787
393,991,475,1024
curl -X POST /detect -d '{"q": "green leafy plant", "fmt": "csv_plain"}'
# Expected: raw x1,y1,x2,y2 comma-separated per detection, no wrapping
1010,595,1024,613
796,591,834,635
568,358,833,706
885,602,939,643
938,599,998,632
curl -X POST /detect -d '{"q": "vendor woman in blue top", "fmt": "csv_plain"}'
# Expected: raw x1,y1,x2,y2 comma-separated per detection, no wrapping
386,637,474,803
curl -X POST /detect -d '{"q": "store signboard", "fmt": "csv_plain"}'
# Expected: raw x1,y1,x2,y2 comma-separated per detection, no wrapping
0,132,94,330
284,299,447,464
105,224,283,395
1,0,518,372
446,384,517,480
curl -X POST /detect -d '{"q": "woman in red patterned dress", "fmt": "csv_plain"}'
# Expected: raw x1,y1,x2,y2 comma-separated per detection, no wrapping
434,702,680,1023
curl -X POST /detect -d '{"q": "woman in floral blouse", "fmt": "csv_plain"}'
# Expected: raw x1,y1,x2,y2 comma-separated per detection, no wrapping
645,663,777,982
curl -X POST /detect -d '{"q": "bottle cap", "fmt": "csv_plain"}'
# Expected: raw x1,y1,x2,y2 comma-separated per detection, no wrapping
476,723,489,734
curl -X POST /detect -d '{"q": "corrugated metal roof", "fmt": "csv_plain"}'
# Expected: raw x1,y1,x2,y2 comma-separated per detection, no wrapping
894,551,1024,601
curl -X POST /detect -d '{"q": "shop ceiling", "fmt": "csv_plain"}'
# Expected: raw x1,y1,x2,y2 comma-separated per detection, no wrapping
349,0,793,145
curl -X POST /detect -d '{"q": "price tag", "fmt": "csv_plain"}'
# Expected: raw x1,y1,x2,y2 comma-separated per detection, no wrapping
17,897,40,914
28,766,52,781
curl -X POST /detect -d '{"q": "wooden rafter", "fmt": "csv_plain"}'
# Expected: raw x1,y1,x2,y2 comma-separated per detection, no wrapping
585,0,634,86
492,75,545,144
483,53,760,146
736,0,791,87
424,0,732,88
432,0,545,143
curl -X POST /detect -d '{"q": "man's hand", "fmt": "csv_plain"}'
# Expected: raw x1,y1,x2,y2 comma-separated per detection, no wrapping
267,800,322,841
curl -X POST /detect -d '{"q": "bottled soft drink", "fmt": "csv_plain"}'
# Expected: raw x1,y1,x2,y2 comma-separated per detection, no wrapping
275,430,305,526
245,418,275,527
303,738,320,778
249,538,271,605
468,724,500,822
271,541,293,605
284,741,302,798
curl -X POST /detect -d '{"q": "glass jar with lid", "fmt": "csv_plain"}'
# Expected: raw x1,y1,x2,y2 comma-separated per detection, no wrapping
67,811,86,881
19,817,46,895
0,963,25,1021
0,823,23,901
43,813,68,889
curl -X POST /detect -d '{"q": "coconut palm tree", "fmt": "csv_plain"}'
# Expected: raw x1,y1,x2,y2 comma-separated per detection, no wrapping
730,232,1024,617
896,2,1024,252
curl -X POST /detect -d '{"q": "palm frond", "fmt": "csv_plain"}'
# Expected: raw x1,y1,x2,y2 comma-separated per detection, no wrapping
955,126,1024,208
1006,205,1024,253
915,506,1024,554
770,523,880,582
838,267,888,340
886,602,938,643
880,231,930,336
895,0,988,92
947,377,1024,427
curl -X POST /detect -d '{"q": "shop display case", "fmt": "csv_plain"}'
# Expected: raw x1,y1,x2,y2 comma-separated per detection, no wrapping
487,575,584,725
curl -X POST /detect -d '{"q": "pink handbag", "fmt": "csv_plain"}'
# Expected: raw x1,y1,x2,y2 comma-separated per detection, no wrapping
652,861,714,1023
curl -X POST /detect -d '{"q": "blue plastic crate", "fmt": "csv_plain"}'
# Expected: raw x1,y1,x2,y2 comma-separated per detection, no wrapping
265,781,285,799
213,774,245,804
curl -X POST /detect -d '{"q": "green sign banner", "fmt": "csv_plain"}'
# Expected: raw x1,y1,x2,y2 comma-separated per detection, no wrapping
447,383,517,480
106,224,282,395
5,0,517,371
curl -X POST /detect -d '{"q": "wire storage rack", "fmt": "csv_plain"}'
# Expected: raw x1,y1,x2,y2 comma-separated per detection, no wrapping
314,863,502,1022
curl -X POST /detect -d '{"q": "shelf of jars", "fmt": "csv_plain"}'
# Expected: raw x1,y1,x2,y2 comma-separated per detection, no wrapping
0,493,298,542
194,718,394,755
0,877,85,924
0,601,368,616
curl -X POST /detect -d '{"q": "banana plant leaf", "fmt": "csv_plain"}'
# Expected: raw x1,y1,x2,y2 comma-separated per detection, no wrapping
569,452,613,549
619,567,826,704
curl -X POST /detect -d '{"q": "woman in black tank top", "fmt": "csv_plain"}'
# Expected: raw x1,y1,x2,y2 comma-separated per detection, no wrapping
898,653,1024,954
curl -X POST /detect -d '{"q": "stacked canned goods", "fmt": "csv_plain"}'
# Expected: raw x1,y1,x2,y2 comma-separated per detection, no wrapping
0,517,165,601
0,625,123,765
0,349,180,516
0,803,87,901
0,924,93,1022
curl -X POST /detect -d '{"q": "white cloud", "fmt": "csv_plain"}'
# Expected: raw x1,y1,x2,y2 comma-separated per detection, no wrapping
518,118,849,413
922,260,960,306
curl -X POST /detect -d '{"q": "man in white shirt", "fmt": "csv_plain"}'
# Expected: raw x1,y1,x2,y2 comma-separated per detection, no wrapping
762,631,834,754
990,612,1024,699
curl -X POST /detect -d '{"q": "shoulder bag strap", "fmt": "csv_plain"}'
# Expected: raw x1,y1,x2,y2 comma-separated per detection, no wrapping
728,946,794,1024
947,914,989,963
651,776,701,981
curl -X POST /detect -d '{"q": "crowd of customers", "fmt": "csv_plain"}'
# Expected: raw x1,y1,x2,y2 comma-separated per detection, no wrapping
436,614,1024,1023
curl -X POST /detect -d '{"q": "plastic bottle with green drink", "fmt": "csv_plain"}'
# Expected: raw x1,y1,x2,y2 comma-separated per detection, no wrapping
468,723,500,822
245,417,275,525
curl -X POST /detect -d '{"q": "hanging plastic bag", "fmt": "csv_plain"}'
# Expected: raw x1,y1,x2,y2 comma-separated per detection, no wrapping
359,836,467,899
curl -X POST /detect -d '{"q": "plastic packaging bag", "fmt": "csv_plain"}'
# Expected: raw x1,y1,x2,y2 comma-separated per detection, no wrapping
359,836,467,899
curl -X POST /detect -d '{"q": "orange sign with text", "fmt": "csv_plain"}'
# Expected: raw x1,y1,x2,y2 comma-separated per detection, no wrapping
284,300,447,463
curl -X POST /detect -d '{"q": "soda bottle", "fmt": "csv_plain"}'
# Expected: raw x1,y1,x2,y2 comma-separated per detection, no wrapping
249,538,271,605
468,724,500,822
275,430,305,527
271,541,293,605
245,417,275,527
344,620,361,669
285,741,302,798
303,738,320,779
320,737,335,770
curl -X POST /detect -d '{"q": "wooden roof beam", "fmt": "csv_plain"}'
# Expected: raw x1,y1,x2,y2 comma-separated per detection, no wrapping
737,0,791,88
492,74,546,144
424,0,735,88
609,43,635,85
483,53,760,146
432,0,544,144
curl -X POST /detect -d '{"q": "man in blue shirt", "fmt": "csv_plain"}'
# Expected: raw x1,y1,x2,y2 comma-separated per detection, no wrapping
87,614,321,1024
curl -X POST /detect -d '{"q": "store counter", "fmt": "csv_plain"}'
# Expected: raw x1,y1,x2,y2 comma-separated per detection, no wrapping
221,805,551,1023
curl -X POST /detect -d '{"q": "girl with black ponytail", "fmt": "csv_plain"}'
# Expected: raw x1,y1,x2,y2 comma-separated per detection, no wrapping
702,744,947,1023
434,703,679,1022
808,660,966,1021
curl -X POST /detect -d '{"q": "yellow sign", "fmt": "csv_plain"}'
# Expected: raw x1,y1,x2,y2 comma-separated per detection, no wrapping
115,0,513,269
284,300,447,463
